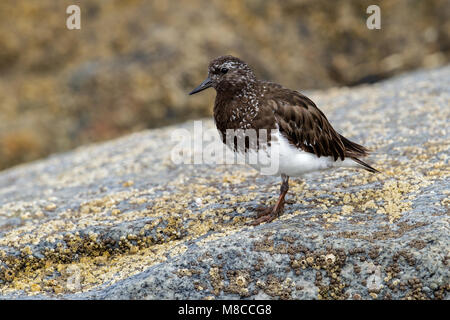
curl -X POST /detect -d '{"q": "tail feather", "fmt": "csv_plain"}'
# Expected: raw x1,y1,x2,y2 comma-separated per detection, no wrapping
351,157,380,173
339,134,379,173
339,134,369,157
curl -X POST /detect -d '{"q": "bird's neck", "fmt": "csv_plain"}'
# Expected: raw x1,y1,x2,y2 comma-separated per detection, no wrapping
214,82,261,131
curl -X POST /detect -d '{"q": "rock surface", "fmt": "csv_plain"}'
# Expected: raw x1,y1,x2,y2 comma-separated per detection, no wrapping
0,67,449,299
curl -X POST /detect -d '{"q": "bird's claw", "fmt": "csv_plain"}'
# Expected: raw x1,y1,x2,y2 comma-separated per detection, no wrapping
248,205,284,225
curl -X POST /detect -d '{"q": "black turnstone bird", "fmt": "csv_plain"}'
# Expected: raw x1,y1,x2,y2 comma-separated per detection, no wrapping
189,55,378,225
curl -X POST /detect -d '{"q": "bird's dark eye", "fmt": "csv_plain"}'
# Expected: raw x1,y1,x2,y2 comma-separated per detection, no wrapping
220,67,228,74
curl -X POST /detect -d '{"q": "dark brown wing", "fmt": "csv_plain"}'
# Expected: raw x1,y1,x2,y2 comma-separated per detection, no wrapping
265,85,369,161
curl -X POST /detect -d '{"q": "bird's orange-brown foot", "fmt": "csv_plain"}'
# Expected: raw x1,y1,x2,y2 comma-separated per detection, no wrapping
249,175,289,226
250,203,285,225
254,205,274,218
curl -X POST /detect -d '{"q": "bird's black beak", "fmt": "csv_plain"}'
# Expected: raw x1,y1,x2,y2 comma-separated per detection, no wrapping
189,77,212,95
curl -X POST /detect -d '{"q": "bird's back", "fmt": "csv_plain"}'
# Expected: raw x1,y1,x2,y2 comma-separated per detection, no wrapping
259,81,373,160
213,73,378,173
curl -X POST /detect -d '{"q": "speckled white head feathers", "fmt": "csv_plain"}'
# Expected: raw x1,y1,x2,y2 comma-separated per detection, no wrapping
189,55,256,95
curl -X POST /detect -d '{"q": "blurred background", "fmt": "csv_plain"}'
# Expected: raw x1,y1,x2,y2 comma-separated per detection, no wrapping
0,0,448,171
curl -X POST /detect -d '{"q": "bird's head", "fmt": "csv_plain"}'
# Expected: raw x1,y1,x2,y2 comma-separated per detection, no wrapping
189,55,256,95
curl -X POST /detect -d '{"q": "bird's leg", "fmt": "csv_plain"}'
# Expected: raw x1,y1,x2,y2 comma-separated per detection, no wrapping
251,175,289,225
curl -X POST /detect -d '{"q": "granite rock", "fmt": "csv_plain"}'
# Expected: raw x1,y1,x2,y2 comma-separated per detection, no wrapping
0,67,449,299
1,0,449,170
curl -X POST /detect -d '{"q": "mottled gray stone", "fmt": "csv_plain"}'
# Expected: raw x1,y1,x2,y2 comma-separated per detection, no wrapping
0,67,448,300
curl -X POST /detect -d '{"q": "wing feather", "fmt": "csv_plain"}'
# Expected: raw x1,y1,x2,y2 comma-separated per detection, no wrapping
266,88,365,161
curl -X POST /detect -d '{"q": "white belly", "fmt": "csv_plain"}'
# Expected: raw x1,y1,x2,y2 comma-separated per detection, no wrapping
237,130,357,177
